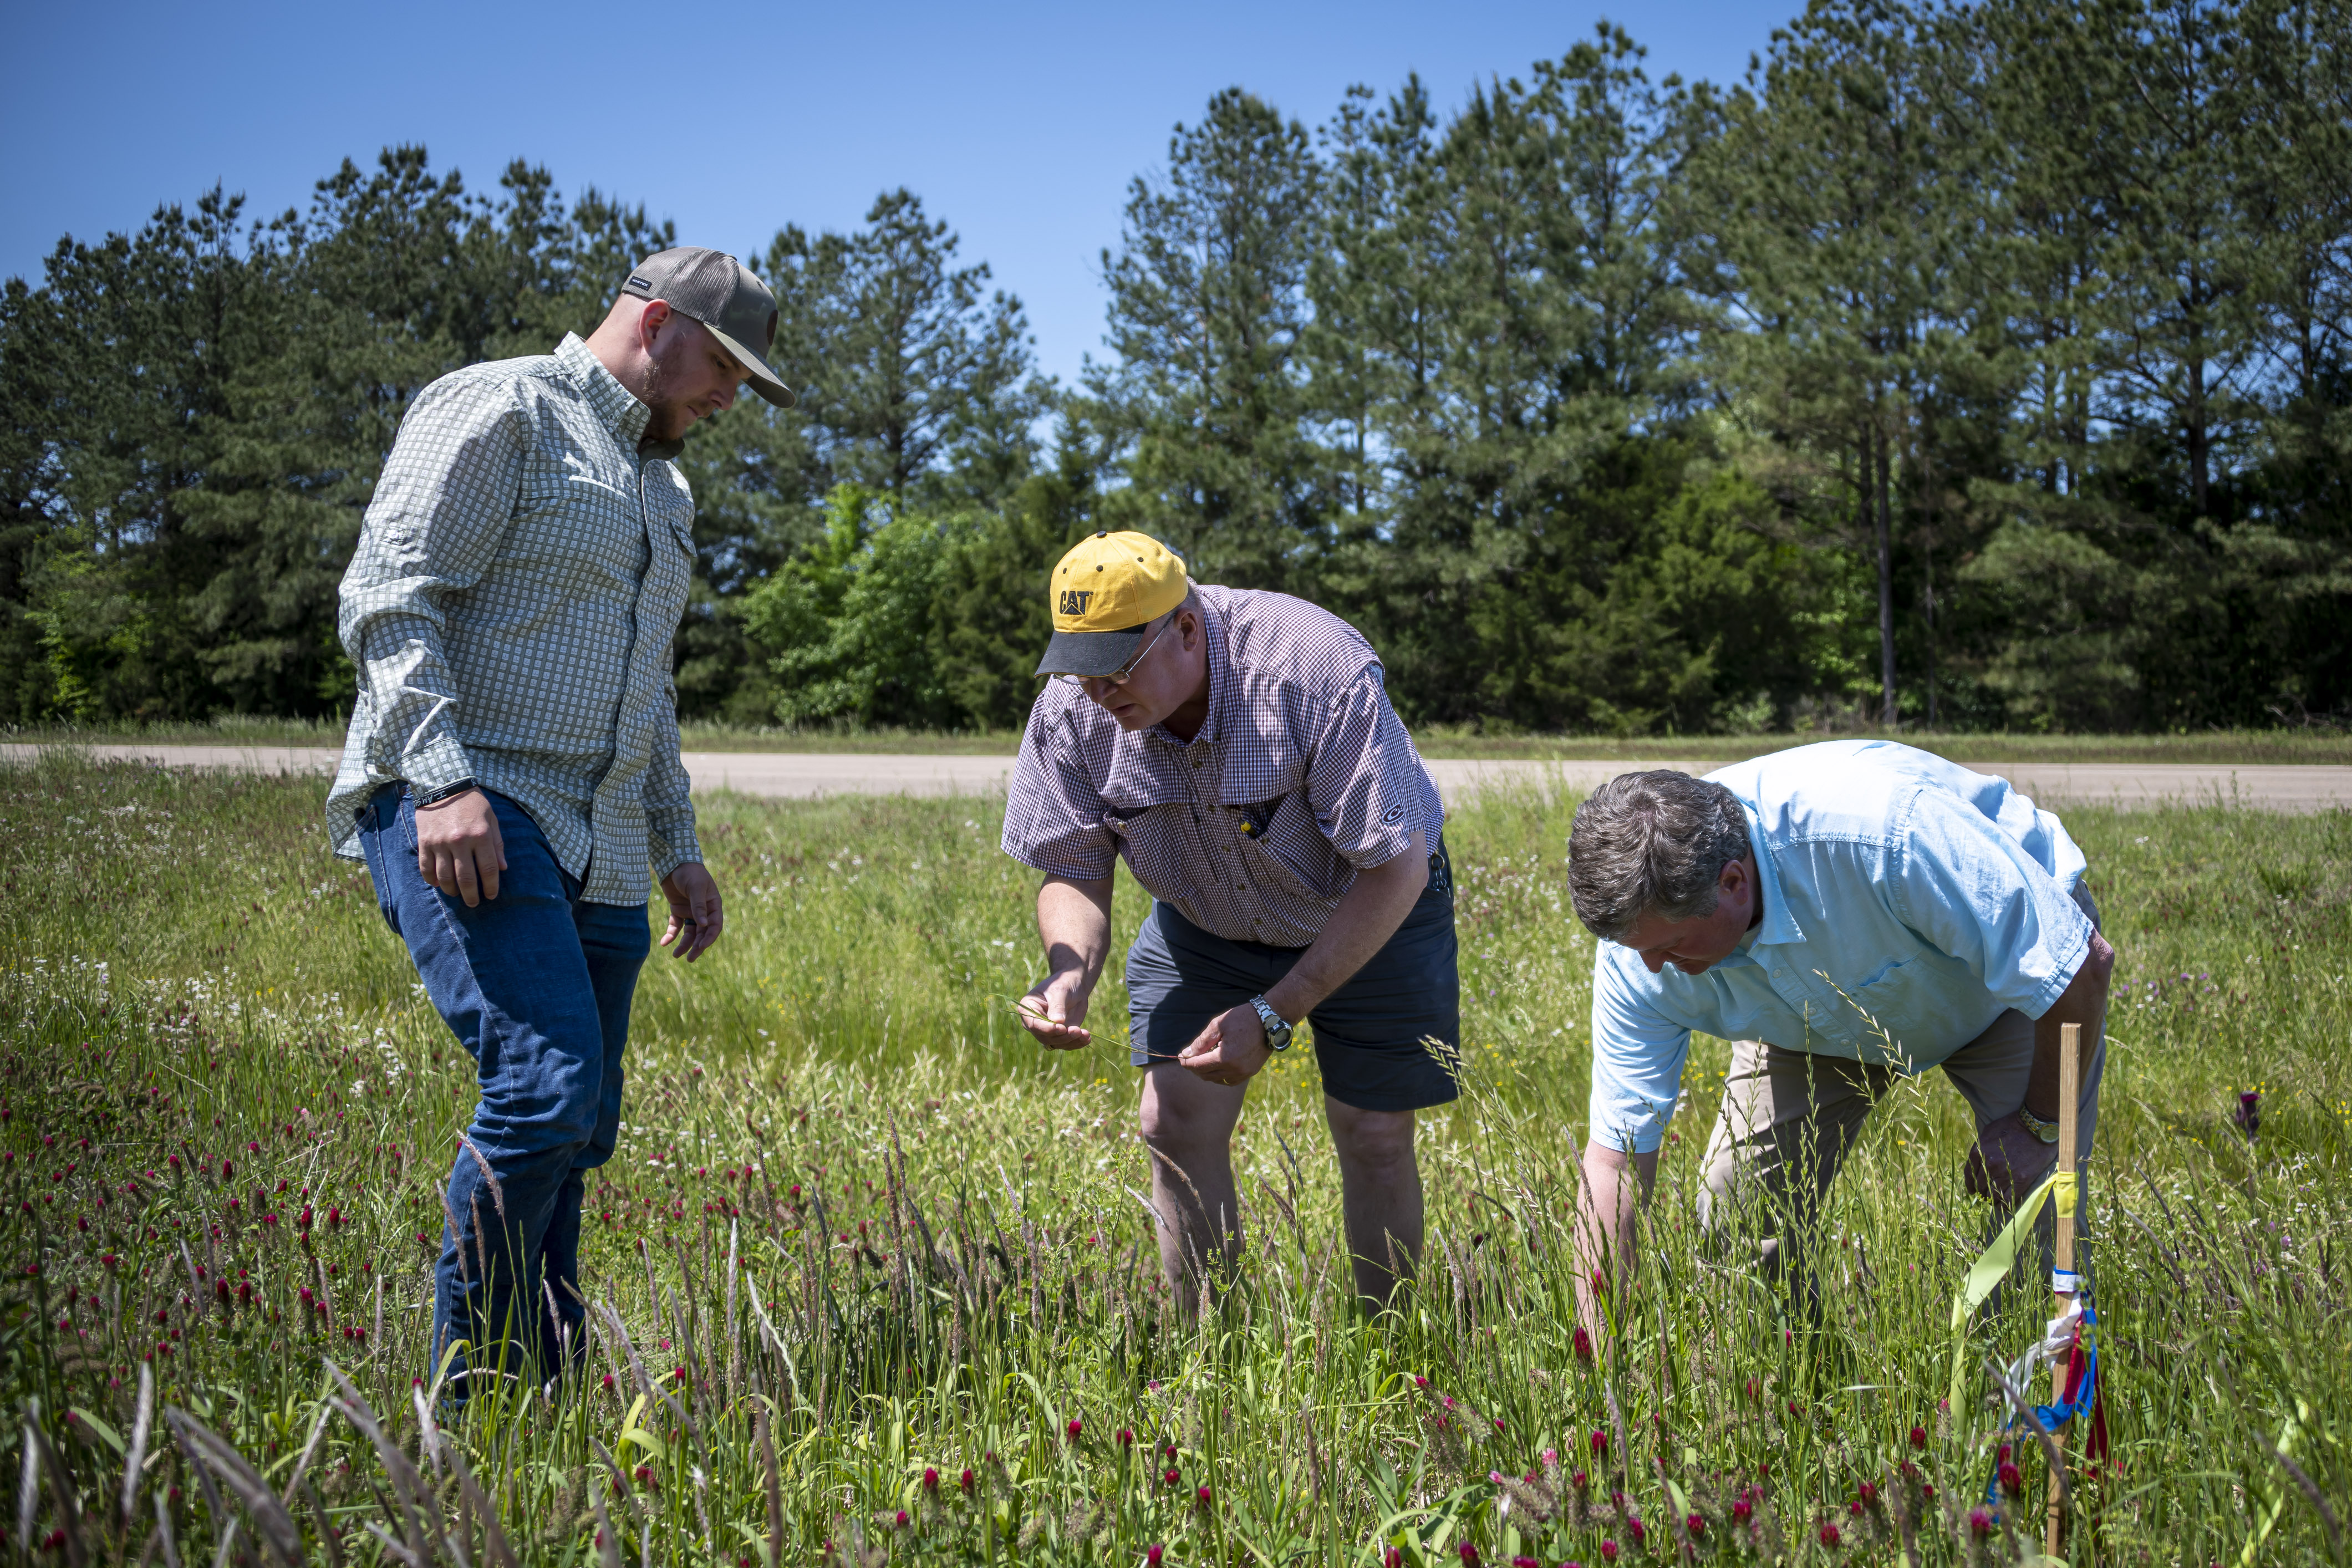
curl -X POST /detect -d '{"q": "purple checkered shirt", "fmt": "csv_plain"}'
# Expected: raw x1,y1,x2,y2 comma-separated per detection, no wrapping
1002,584,1446,947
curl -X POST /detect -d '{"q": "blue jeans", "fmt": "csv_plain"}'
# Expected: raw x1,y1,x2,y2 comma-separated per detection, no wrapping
355,785,649,1394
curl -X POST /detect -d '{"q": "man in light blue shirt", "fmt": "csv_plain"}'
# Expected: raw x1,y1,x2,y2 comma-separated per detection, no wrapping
1567,741,2115,1314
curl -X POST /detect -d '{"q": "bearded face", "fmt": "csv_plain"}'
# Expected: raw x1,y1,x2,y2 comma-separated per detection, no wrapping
637,313,746,443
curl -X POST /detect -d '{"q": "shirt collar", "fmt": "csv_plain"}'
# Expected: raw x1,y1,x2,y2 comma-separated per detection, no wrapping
1742,802,1805,947
554,333,670,456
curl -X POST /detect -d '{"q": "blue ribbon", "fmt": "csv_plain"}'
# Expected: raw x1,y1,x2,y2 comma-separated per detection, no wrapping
1984,1303,2099,1506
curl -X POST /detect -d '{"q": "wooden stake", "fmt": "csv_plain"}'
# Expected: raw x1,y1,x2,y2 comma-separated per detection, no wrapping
2044,1020,2081,1560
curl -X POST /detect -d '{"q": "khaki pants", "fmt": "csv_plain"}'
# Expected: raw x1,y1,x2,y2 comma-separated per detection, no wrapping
1696,886,2104,1309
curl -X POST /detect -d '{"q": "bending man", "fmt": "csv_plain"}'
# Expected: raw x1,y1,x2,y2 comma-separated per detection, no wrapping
1004,532,1458,1309
328,249,795,1394
1567,741,2114,1320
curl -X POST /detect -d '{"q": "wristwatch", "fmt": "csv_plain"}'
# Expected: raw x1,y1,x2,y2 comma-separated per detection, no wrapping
413,776,481,808
1247,995,1294,1053
2017,1104,2061,1144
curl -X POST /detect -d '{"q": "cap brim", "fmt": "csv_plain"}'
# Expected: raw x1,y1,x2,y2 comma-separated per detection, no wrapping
1034,624,1148,679
707,324,797,409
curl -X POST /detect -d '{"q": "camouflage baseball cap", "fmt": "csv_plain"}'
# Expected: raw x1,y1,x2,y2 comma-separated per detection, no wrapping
622,247,796,408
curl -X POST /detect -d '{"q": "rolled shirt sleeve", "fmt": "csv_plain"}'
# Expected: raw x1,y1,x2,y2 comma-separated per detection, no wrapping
337,376,526,794
1307,670,1437,869
1587,946,1695,1154
1002,700,1119,880
1887,785,2096,1019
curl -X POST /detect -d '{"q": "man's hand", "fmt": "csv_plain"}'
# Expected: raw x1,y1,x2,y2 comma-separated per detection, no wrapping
1022,873,1113,1052
1016,969,1094,1049
1575,1140,1657,1346
659,863,724,961
1177,1005,1272,1087
1964,1111,2057,1208
415,789,505,907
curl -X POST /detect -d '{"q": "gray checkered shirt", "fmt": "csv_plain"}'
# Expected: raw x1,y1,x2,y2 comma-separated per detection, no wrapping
325,333,700,905
1002,585,1446,946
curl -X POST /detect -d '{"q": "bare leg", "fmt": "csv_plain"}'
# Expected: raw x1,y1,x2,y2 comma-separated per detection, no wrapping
1324,1097,1422,1309
1138,1064,1246,1304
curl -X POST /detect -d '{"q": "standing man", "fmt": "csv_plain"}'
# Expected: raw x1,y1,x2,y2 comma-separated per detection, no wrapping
326,249,796,1394
1565,741,2115,1321
1003,531,1458,1309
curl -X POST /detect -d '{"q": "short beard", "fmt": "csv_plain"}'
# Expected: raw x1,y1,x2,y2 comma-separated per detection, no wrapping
638,340,696,444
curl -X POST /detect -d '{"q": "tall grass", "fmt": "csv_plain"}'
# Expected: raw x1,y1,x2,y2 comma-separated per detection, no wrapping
1,756,2344,1564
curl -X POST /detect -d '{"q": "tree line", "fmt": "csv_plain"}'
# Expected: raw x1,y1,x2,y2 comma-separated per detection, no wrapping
4,0,2346,735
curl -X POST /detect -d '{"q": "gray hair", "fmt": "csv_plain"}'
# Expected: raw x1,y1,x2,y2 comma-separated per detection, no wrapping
1567,771,1752,942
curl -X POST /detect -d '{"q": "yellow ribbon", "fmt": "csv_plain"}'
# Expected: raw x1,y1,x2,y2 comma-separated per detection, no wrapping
1946,1169,2079,1408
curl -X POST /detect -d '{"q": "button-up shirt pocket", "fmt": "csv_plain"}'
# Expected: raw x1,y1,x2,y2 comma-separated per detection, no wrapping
1830,956,1915,1062
1235,795,1332,903
1101,802,1199,905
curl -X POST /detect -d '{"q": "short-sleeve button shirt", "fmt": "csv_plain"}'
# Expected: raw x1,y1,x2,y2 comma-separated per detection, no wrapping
1002,585,1445,946
325,333,701,904
1586,740,2096,1153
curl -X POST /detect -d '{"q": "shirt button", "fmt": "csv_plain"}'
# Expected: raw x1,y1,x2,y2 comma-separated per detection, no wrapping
1773,968,1786,978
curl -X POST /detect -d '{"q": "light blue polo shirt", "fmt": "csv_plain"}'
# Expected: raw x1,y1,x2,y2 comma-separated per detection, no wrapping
1586,741,2094,1154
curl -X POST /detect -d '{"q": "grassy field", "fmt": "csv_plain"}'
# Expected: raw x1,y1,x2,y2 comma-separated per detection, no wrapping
1,756,2345,1565
11,715,2352,765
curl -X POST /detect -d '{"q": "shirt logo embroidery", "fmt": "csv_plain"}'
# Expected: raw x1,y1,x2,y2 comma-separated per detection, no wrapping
1381,803,1406,825
1058,589,1096,617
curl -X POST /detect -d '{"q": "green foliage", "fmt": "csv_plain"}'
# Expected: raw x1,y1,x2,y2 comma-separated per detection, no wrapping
4,0,2349,735
737,477,1081,732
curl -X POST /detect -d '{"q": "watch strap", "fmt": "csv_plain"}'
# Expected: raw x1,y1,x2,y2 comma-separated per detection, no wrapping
413,776,481,808
2017,1104,2061,1143
1249,995,1293,1051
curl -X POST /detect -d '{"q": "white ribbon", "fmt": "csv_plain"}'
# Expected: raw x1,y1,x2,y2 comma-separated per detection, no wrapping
2002,1297,2084,1397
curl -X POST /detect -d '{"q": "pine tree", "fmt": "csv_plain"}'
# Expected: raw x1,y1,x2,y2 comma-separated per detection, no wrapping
1091,88,1329,592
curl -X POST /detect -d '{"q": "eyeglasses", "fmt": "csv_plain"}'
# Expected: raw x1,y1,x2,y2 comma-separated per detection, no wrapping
1054,614,1175,688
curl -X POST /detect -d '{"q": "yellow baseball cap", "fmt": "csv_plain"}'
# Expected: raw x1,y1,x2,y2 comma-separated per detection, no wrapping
1035,531,1189,678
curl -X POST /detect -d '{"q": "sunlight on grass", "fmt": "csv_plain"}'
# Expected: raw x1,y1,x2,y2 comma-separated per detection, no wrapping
1,757,2345,1562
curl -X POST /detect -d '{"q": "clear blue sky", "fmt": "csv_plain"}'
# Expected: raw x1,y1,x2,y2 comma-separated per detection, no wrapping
4,0,1781,389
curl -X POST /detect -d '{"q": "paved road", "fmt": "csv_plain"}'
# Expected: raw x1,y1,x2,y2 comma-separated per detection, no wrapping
8,742,2349,811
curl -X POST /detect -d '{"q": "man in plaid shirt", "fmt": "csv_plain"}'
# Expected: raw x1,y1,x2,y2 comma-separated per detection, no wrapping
329,248,794,1396
1004,531,1459,1309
